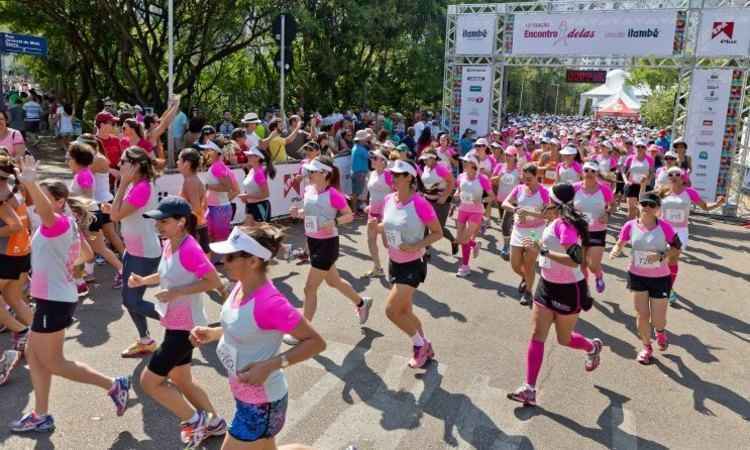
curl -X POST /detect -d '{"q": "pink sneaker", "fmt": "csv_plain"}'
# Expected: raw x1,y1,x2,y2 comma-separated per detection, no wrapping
408,340,434,369
636,345,653,365
585,338,603,372
507,384,537,406
656,331,668,351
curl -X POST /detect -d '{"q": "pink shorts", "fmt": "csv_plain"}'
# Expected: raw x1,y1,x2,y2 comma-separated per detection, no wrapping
457,210,483,225
368,202,384,222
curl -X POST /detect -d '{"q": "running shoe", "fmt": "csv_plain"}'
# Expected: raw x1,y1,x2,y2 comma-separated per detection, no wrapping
206,415,227,438
120,339,157,358
500,247,510,261
181,410,209,450
518,279,527,294
283,334,300,346
357,297,373,325
112,272,123,289
479,220,488,234
77,282,89,298
0,350,20,385
595,276,606,294
507,384,537,407
668,290,678,306
451,242,459,256
408,340,434,369
455,265,471,278
472,241,481,258
108,376,131,416
95,255,105,265
364,267,385,278
636,345,653,365
585,338,603,372
656,331,669,352
10,412,55,433
12,328,29,353
520,291,532,306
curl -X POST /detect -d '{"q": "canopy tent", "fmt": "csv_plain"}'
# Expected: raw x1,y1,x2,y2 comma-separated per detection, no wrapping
578,69,650,116
594,88,641,119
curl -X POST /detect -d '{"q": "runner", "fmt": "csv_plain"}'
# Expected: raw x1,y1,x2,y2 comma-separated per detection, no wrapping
556,145,582,184
379,159,442,368
192,224,325,450
418,149,457,257
502,164,550,305
203,141,239,243
454,154,493,277
671,137,692,181
240,147,275,225
106,146,162,358
507,183,602,407
128,196,226,448
609,191,681,364
364,149,393,277
178,148,210,253
654,151,679,190
622,140,654,220
591,140,619,189
658,167,724,305
573,161,615,293
10,155,130,432
0,111,26,157
287,156,373,345
491,145,522,261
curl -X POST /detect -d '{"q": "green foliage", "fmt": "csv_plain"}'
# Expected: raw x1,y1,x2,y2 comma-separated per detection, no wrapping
628,68,679,91
640,85,677,128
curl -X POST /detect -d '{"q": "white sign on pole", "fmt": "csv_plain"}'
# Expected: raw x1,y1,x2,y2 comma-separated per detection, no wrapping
685,69,733,201
455,14,496,55
511,11,677,57
696,8,750,57
459,65,493,138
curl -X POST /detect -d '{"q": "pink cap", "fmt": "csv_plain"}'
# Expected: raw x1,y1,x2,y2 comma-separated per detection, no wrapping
504,145,518,156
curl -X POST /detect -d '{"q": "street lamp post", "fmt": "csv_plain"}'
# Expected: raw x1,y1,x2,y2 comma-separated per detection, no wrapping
166,0,175,168
553,83,560,115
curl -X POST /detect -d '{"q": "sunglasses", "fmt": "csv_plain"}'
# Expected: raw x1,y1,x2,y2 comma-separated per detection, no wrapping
639,202,657,208
392,172,411,178
307,169,324,174
584,169,598,173
668,173,682,178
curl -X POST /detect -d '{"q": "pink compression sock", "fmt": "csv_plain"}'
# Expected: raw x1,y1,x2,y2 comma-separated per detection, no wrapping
669,263,678,286
567,332,594,352
526,339,545,387
461,243,471,266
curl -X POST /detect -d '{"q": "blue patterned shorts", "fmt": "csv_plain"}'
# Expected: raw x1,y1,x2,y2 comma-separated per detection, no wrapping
229,395,288,442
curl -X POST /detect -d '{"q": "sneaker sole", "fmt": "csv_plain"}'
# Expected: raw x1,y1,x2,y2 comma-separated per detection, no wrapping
506,393,536,407
121,350,155,358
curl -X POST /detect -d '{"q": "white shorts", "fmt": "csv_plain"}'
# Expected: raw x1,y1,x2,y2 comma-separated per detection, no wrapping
675,227,689,251
510,224,546,248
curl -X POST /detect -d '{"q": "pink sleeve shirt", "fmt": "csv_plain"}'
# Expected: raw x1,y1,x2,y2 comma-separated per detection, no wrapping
328,187,348,210
253,166,268,186
125,179,152,208
74,169,94,190
435,164,451,180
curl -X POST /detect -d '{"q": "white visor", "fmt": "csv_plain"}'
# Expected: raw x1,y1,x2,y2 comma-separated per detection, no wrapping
583,161,599,171
199,141,221,152
209,226,272,261
243,147,265,160
560,146,577,155
386,159,417,177
302,159,333,173
460,155,479,166
418,153,437,160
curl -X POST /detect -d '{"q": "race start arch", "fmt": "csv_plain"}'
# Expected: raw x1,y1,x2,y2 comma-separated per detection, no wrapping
442,0,750,208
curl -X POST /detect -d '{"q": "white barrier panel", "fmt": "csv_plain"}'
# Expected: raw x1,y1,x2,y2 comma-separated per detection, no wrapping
154,155,352,221
696,9,750,57
511,10,677,57
455,14,496,56
459,65,493,137
685,69,733,201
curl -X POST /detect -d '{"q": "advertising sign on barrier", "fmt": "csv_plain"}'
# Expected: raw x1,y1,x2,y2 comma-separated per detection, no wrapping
511,10,678,57
459,65,493,137
685,69,733,201
696,8,750,57
455,14,496,55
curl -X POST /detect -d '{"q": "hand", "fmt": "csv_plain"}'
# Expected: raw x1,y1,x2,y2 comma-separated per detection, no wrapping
521,238,540,250
15,155,39,184
127,274,144,288
237,360,274,385
190,326,217,346
716,196,726,205
645,254,661,264
155,289,179,303
517,209,528,223
399,243,421,252
609,247,622,259
119,164,138,185
289,207,301,218
238,193,251,202
100,202,112,214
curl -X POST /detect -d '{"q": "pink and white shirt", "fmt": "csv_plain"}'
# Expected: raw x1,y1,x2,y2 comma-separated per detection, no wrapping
539,218,584,284
457,173,492,214
624,155,654,184
508,184,550,229
420,164,451,200
619,219,678,278
382,193,437,263
436,146,457,167
661,187,701,229
30,214,81,302
70,168,95,198
206,160,233,206
302,185,348,239
157,235,214,330
556,161,582,184
493,164,521,202
573,182,614,232
121,179,161,258
241,166,268,201
218,281,302,404
367,170,393,217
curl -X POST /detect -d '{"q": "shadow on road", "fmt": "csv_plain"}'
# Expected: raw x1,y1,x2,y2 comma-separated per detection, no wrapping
675,296,750,344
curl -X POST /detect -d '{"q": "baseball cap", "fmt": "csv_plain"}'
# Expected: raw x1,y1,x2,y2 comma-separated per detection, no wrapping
143,196,192,220
664,150,678,159
243,147,265,160
95,110,119,125
638,191,661,206
209,226,272,261
475,138,489,147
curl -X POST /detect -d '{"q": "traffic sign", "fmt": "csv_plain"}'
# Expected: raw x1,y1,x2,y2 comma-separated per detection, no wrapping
272,14,297,46
0,32,48,57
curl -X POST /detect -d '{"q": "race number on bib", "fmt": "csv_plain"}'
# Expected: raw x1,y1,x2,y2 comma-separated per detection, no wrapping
665,210,686,224
216,341,238,375
545,170,556,180
460,191,474,203
501,174,515,185
633,250,660,268
304,216,319,233
385,229,402,248
538,255,552,269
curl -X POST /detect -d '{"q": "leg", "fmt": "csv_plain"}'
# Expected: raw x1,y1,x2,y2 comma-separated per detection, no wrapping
169,364,218,416
324,266,362,305
433,201,455,243
140,368,195,421
92,231,123,273
121,254,160,338
3,280,33,326
366,220,382,271
526,304,555,388
627,196,638,220
522,247,539,294
102,222,125,255
501,212,513,249
587,247,605,279
384,283,420,337
25,334,52,415
633,291,652,347
302,268,328,322
510,246,525,279
650,298,668,332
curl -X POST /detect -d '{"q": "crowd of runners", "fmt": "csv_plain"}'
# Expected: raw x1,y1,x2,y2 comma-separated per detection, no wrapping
0,105,730,449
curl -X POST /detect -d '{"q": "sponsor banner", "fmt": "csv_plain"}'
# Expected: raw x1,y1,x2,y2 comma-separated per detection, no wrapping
455,14,496,55
511,10,677,57
685,69,733,201
154,155,353,220
696,8,750,57
459,65,493,137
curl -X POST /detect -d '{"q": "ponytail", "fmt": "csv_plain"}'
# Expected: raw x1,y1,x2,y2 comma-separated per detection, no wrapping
559,203,590,247
261,149,276,179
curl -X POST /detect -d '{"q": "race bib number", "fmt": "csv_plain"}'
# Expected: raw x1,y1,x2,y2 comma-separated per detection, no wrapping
501,174,515,185
545,170,556,180
538,255,552,269
304,216,319,233
216,341,238,375
385,229,402,248
460,191,474,203
665,210,686,223
631,173,645,183
633,250,660,268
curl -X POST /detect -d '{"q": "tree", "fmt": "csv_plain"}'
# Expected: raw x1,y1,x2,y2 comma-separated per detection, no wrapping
640,85,677,128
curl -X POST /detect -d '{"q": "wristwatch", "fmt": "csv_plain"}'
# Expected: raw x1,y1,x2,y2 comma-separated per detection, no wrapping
280,354,290,369
539,248,550,257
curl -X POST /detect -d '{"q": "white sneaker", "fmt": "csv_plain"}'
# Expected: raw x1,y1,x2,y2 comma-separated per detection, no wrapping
356,297,373,325
456,265,471,277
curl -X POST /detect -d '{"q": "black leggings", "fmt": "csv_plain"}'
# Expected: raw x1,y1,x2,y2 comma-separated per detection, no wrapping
498,208,514,237
427,198,455,243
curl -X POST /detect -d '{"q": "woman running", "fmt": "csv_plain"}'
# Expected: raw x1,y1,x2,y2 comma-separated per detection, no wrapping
379,159,442,368
288,156,372,345
658,167,724,305
573,161,614,293
591,141,619,189
240,147,275,225
191,224,325,450
128,196,226,449
491,145,522,261
622,140,654,220
418,149,457,256
556,146,582,184
654,151,679,190
204,141,239,243
106,146,162,358
10,155,130,432
454,154,493,277
364,149,393,277
502,164,550,305
436,132,459,176
507,183,603,407
609,191,681,364
178,148,210,253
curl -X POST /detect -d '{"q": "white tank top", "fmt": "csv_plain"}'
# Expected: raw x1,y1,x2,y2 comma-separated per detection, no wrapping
367,171,391,205
94,171,113,202
121,180,161,258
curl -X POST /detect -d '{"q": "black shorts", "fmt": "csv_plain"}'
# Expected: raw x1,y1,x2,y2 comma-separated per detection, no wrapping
31,298,78,333
89,209,111,232
587,230,607,248
0,253,30,279
626,183,641,198
196,226,210,253
388,257,427,288
626,273,671,299
307,236,339,271
147,330,194,377
245,200,271,222
534,278,592,315
615,181,625,195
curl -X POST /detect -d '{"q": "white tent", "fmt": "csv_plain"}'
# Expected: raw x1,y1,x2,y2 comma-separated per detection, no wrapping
578,69,651,116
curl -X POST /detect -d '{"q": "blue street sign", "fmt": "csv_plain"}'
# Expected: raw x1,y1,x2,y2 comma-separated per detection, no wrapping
0,32,48,57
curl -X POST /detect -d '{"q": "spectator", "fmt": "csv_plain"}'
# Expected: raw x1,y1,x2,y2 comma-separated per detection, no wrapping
8,98,25,133
261,118,300,162
22,95,42,134
184,106,206,147
350,129,371,214
285,114,317,159
56,103,75,149
230,128,249,165
240,112,263,150
171,107,188,151
459,128,476,156
216,110,237,136
402,127,416,152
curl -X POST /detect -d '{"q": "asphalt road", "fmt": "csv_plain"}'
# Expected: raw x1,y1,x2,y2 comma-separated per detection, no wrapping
0,150,748,450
